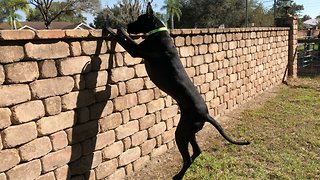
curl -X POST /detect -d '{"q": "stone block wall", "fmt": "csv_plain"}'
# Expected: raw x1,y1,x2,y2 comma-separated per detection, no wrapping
0,27,290,180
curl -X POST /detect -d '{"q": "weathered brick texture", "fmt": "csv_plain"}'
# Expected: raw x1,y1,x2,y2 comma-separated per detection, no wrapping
119,147,141,166
19,137,52,161
115,120,139,140
0,84,31,107
61,90,95,110
6,159,41,180
113,93,138,111
139,114,156,130
11,100,45,124
57,56,91,76
54,165,70,180
134,64,148,77
102,141,124,160
35,30,65,39
41,145,81,173
137,89,154,104
147,98,165,113
95,159,118,179
110,67,135,83
148,122,167,138
0,65,4,85
37,111,75,135
129,104,147,119
0,25,294,179
99,113,122,131
131,130,148,146
36,172,56,180
0,173,6,180
0,30,35,40
38,60,58,78
0,108,11,129
30,77,74,99
133,155,150,171
25,41,70,60
126,78,144,93
141,139,156,156
43,96,62,116
4,61,39,83
0,46,24,64
65,30,89,38
81,40,108,55
2,122,37,148
0,149,20,172
49,131,68,151
108,168,126,180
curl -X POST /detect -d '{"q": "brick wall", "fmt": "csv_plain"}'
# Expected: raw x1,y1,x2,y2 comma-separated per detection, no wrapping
0,27,290,180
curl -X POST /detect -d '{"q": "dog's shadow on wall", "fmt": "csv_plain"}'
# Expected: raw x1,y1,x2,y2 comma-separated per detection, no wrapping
67,30,117,179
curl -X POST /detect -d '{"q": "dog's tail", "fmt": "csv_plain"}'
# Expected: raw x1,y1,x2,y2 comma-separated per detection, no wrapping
206,115,250,145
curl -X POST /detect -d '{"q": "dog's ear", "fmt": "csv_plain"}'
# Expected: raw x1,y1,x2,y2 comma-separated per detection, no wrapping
146,2,154,17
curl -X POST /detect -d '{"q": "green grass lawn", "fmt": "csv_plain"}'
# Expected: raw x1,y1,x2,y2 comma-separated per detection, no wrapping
297,43,319,51
184,78,320,179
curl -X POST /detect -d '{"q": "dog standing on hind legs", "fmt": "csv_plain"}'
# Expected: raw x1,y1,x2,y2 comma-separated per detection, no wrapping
105,3,250,179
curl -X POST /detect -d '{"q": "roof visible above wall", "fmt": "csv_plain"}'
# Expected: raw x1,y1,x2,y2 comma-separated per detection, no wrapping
0,22,94,30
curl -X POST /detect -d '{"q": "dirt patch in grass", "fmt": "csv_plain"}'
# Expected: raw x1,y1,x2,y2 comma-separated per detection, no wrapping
126,78,320,180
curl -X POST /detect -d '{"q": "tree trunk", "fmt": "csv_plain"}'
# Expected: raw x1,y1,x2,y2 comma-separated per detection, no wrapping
170,14,174,29
13,6,17,30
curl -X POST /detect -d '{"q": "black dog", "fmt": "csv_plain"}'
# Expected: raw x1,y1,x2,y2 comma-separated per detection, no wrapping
106,3,250,180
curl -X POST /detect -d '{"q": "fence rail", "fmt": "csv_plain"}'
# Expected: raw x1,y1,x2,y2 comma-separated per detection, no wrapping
297,38,320,77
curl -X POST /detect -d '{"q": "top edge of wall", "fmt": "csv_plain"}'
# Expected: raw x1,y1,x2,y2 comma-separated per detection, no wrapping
0,27,290,41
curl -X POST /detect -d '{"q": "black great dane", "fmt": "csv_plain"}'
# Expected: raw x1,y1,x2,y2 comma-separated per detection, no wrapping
105,3,250,180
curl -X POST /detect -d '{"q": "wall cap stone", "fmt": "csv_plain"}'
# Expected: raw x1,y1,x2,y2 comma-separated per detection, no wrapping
0,27,290,41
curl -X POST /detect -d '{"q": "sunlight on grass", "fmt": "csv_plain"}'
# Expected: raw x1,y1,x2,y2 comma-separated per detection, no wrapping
184,80,320,179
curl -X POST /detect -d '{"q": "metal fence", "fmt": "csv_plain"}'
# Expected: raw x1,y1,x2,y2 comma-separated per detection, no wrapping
297,38,320,77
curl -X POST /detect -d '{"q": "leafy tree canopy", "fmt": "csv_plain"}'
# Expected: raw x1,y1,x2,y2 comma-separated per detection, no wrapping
26,2,86,23
161,0,182,29
29,0,100,29
276,0,304,17
175,0,303,28
176,0,248,28
0,0,29,28
94,0,144,29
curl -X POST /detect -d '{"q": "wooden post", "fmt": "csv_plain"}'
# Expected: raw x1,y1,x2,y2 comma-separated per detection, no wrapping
276,15,298,79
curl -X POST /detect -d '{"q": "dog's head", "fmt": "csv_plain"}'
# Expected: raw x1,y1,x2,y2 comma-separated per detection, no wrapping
127,2,165,34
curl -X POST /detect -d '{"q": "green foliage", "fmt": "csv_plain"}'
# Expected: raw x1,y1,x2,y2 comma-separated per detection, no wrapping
176,0,248,28
248,2,274,27
301,15,312,22
29,0,100,29
184,79,320,179
276,0,304,17
174,0,303,28
94,0,143,29
155,12,169,26
161,0,182,29
26,2,86,23
0,0,29,29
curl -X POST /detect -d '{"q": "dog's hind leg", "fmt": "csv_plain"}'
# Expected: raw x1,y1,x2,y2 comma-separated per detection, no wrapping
190,134,201,161
173,125,192,180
